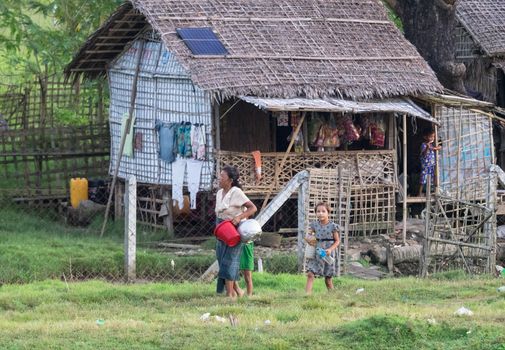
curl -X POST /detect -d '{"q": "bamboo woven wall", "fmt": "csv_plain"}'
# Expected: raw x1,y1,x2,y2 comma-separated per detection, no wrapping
217,150,397,236
108,37,214,189
421,104,497,276
437,106,493,200
216,150,396,195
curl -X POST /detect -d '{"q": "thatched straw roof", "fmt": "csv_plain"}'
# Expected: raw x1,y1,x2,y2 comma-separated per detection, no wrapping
457,0,505,57
66,0,442,100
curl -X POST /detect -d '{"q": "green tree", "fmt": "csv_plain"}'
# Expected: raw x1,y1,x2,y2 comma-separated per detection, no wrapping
383,0,465,93
0,0,121,78
0,0,121,125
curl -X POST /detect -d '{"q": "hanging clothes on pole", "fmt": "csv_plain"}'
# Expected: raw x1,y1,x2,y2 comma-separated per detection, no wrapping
191,123,207,160
176,122,193,158
171,156,186,210
120,114,136,157
186,159,203,209
155,121,178,163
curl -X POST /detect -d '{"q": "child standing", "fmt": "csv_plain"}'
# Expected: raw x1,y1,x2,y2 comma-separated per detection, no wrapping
239,242,254,296
419,128,441,196
305,202,341,294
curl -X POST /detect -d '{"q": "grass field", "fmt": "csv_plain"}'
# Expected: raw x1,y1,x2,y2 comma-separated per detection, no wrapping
0,274,504,349
1,207,505,349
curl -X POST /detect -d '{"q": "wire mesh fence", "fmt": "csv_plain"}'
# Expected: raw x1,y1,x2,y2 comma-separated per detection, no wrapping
0,178,301,285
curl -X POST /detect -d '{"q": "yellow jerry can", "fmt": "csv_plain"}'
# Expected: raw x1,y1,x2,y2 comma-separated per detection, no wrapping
70,178,88,208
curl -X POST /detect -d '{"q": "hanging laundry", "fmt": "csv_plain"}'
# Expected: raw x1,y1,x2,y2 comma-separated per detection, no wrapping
191,123,206,160
176,122,193,158
251,150,262,183
134,132,143,151
155,121,178,163
277,111,289,126
186,159,203,209
171,156,186,210
120,114,136,157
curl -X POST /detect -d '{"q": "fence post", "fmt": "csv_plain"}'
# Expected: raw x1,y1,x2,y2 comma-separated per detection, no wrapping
420,176,432,277
124,176,136,282
485,172,497,273
297,178,308,272
161,187,174,238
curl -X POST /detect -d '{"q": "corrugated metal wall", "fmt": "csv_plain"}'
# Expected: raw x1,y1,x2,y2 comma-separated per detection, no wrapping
108,37,214,189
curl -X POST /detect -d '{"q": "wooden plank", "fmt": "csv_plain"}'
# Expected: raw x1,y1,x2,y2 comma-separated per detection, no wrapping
396,196,429,204
157,242,201,249
346,264,387,280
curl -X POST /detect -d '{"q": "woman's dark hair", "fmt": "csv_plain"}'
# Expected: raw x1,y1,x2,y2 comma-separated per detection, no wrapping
222,165,242,189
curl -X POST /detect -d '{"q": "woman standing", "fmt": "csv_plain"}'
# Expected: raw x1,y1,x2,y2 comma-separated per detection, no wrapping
215,165,257,298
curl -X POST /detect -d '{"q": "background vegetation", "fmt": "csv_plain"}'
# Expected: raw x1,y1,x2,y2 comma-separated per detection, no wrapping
0,0,121,83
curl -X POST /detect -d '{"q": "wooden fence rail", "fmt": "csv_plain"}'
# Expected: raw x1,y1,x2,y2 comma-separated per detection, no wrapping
0,123,110,198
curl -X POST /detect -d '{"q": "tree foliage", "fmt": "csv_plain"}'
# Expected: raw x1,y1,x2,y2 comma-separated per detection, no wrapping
383,0,465,93
0,0,122,79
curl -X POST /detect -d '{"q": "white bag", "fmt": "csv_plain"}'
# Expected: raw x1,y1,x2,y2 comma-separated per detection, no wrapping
237,219,262,242
304,243,316,259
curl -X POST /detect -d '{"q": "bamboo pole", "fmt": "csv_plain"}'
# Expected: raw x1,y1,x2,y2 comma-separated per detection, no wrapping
402,114,407,244
260,112,306,211
455,105,462,236
432,104,440,194
100,40,145,237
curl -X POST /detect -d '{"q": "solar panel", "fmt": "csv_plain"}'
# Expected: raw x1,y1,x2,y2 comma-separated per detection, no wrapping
176,27,228,55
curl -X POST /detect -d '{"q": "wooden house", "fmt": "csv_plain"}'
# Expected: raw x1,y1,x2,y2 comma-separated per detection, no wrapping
455,0,505,107
65,0,447,236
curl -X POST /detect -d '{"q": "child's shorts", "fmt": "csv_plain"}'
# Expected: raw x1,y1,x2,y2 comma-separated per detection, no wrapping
240,242,254,271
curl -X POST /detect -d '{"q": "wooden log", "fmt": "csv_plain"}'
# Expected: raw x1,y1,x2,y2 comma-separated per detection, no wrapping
497,242,505,261
371,242,494,265
156,242,201,250
257,232,282,248
199,260,219,283
370,244,423,264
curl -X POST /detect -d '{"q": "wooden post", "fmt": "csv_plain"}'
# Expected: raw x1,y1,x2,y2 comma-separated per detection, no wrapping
431,104,440,195
297,177,308,272
337,166,343,276
213,98,221,151
162,187,174,239
387,113,395,150
386,243,394,275
402,114,407,245
456,105,463,199
22,88,29,130
421,176,432,277
485,171,496,273
212,98,221,182
303,112,310,152
114,181,124,219
124,176,136,282
97,79,104,124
